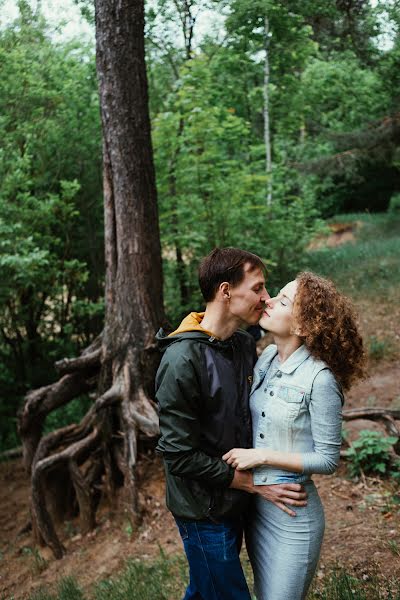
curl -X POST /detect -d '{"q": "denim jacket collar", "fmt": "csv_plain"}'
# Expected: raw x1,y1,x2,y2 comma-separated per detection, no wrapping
251,344,311,395
279,344,311,374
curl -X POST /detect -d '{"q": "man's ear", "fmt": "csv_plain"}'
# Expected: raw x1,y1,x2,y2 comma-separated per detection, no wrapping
219,281,231,300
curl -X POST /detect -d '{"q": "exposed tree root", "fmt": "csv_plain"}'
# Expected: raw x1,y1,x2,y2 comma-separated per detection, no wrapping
343,407,400,454
55,338,102,375
0,446,22,460
18,337,160,559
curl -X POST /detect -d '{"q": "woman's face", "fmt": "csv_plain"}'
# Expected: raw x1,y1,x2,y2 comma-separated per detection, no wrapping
259,280,298,337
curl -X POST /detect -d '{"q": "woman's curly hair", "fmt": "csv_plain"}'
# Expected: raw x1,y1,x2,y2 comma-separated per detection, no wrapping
293,272,366,391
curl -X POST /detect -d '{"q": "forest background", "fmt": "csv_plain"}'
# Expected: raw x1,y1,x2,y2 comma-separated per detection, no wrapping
1,1,400,597
2,0,400,451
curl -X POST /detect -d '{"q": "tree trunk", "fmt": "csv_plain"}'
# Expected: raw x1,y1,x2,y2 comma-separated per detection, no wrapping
18,0,166,559
263,15,272,207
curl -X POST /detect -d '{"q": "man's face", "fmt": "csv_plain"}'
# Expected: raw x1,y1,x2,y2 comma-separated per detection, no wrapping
228,263,270,326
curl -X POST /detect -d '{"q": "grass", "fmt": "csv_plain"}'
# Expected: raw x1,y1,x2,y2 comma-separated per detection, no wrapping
302,211,400,362
303,212,400,299
308,566,400,599
17,552,188,600
4,553,397,600
368,335,393,360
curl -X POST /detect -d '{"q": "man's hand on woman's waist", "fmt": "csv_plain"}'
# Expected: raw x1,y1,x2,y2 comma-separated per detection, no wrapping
229,469,307,517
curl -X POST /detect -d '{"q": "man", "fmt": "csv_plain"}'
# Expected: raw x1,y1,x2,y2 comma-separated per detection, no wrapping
156,247,307,600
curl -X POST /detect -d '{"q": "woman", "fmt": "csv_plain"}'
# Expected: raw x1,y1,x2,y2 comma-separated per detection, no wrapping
223,271,365,600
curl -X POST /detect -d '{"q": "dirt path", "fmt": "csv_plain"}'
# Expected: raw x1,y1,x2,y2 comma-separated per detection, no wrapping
1,362,399,599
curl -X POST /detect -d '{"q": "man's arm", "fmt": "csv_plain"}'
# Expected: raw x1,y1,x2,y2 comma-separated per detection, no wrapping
156,348,235,487
230,470,307,517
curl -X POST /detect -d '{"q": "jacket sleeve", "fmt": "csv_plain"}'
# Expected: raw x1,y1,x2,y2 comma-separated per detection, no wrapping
301,369,343,475
156,348,235,487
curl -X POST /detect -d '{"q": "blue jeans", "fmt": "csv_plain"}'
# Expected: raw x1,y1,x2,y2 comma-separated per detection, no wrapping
175,517,251,600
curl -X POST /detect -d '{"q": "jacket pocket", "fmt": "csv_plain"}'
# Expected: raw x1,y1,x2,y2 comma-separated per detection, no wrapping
276,385,305,418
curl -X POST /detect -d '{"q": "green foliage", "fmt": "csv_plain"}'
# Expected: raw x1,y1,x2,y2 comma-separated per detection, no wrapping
154,52,323,321
388,193,400,214
387,539,400,558
0,7,103,450
300,54,387,133
94,553,187,600
344,430,399,479
22,553,186,600
43,395,93,434
368,336,392,361
304,213,400,298
27,576,84,600
2,0,400,447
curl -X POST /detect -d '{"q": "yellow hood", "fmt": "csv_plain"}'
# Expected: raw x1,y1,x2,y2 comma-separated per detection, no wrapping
168,312,218,338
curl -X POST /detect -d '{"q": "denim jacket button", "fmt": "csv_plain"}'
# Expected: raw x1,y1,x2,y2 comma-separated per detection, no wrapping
261,411,265,417
260,433,265,439
276,372,282,378
269,391,274,396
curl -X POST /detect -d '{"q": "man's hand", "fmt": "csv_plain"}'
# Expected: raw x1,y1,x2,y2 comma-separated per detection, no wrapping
256,483,307,517
230,470,307,517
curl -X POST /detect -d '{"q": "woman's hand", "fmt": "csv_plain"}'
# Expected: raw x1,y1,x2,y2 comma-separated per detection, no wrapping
223,448,267,470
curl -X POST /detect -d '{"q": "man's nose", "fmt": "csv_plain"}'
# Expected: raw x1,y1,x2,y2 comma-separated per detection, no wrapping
261,287,270,302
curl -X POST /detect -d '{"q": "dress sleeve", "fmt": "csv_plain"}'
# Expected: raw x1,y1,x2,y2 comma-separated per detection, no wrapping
301,369,343,475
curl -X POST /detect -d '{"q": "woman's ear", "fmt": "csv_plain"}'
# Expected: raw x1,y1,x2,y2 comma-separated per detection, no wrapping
290,317,304,337
291,327,303,336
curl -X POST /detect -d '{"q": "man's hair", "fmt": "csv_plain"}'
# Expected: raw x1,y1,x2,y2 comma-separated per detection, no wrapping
198,247,266,302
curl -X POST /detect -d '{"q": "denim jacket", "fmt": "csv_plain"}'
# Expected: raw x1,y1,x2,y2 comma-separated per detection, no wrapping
250,344,343,486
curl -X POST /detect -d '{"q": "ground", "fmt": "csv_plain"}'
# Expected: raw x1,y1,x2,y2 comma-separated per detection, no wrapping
1,357,399,599
1,221,399,599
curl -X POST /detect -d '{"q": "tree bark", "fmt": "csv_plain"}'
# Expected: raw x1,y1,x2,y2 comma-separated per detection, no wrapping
264,15,272,207
18,0,166,558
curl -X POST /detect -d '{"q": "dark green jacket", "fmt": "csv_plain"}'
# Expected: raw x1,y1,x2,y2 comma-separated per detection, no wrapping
155,320,257,521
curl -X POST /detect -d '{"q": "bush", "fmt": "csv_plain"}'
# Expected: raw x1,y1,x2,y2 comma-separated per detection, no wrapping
344,430,399,478
368,336,392,361
388,193,400,214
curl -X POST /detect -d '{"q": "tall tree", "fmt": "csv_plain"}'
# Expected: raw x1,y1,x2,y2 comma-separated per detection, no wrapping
263,14,272,205
18,0,165,559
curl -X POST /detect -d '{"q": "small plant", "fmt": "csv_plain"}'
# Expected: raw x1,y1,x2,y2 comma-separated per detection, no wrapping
344,430,398,478
368,336,391,361
387,540,400,558
124,521,133,537
64,520,78,538
388,193,400,214
29,589,55,600
57,577,85,600
21,546,49,575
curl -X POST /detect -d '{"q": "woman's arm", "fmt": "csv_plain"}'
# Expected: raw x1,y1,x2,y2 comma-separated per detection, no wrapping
223,447,303,471
300,368,343,475
223,369,343,475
